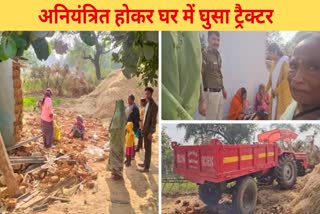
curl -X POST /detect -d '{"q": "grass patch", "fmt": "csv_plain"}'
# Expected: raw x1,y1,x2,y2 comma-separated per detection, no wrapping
162,181,198,195
23,96,63,109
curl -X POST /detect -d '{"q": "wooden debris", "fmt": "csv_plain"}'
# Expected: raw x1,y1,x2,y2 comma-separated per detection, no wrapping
46,176,78,194
63,180,86,196
9,156,46,165
0,109,108,212
6,135,43,151
49,196,70,203
32,203,48,212
0,132,21,197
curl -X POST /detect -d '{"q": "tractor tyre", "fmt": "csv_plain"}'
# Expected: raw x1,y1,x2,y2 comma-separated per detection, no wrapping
274,154,297,189
198,183,222,208
296,160,306,176
232,176,257,214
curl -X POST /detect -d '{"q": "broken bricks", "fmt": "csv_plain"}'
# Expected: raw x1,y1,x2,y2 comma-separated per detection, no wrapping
2,106,109,213
50,176,60,184
6,198,17,210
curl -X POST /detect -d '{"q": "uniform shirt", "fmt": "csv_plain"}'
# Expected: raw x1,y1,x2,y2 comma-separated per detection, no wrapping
202,47,224,89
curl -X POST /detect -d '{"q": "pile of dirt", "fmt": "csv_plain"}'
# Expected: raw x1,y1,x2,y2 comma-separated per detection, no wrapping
290,164,320,214
75,70,158,120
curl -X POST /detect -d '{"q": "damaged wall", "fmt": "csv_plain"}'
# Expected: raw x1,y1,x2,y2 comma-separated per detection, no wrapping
13,59,23,144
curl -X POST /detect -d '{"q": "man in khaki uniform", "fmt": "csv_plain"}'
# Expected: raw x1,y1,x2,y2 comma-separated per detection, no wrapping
202,31,227,120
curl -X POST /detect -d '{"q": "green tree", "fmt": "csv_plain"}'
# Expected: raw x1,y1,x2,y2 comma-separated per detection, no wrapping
110,31,158,86
78,31,114,80
0,31,54,61
177,124,257,145
162,127,173,177
0,31,158,86
298,124,320,133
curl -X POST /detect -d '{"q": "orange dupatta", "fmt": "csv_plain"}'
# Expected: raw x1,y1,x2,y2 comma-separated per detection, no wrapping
228,89,244,120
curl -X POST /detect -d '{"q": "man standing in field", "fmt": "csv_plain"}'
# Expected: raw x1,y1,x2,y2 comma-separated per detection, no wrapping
201,31,227,120
139,87,158,173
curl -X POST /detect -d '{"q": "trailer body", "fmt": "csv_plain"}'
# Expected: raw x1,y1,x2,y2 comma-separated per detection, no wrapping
173,139,307,184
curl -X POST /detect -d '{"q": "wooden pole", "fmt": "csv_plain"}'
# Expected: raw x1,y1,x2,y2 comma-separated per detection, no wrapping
0,132,20,197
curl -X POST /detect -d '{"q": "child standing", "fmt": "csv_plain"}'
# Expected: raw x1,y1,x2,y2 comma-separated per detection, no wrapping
125,122,135,167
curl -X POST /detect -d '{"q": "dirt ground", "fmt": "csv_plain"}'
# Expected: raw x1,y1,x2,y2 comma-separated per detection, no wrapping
162,177,305,214
10,101,158,214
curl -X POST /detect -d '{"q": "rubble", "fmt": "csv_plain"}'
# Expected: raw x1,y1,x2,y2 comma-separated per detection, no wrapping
0,108,109,212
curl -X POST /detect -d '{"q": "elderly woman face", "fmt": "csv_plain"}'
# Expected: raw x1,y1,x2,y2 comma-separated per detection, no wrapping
288,35,320,107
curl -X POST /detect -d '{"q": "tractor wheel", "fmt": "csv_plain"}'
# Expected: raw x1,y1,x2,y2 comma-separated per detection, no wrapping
296,160,306,176
232,176,257,214
198,183,222,208
274,154,297,189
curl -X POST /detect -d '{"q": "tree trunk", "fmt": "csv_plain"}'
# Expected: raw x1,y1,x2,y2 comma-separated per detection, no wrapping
94,45,102,80
94,61,101,80
0,132,20,197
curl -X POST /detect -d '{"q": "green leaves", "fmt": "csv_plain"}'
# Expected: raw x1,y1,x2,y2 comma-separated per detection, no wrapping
12,34,27,57
0,36,17,60
110,31,158,86
80,31,97,46
31,38,51,61
144,32,158,43
177,124,258,145
0,31,53,61
143,44,154,60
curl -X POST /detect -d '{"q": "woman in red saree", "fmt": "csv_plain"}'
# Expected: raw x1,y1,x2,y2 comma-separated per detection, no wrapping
228,88,247,120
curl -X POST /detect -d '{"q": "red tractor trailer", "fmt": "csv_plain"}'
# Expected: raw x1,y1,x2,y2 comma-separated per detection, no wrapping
172,129,307,214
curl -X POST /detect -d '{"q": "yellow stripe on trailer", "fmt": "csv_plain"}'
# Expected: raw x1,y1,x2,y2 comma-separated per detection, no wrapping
258,153,266,158
223,156,239,163
259,152,275,158
224,152,275,163
241,154,253,161
223,154,253,163
268,152,274,157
